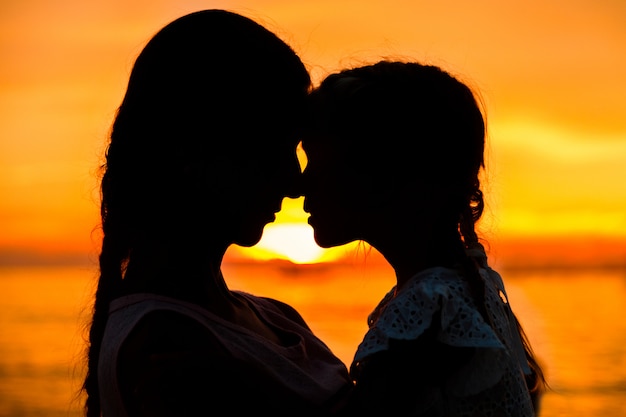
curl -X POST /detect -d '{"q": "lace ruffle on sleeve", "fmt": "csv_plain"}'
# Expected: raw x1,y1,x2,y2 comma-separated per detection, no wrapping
353,267,509,395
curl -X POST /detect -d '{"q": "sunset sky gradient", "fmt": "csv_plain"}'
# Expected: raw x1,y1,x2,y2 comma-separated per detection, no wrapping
1,0,625,265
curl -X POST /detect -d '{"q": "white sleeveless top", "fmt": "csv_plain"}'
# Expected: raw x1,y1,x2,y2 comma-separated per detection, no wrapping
98,292,351,417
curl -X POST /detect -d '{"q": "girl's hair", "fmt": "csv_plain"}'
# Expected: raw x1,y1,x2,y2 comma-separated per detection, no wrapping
309,60,545,401
83,10,310,417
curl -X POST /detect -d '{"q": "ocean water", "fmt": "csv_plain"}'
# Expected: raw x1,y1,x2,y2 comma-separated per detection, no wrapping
0,262,625,416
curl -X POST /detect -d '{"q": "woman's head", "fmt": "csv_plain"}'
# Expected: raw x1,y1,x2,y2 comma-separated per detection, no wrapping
302,61,485,248
102,9,310,249
86,10,310,417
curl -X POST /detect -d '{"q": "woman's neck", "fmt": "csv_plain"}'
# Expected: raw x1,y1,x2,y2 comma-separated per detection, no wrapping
121,238,241,313
120,237,294,344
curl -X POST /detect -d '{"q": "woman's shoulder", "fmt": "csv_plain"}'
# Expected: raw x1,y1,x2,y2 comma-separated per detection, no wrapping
117,304,314,416
119,307,229,362
236,291,311,329
111,293,253,369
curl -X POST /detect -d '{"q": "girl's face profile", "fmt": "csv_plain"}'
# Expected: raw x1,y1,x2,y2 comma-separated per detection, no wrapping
302,134,367,248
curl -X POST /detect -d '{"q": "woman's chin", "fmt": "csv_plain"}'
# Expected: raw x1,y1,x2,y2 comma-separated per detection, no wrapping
234,229,266,248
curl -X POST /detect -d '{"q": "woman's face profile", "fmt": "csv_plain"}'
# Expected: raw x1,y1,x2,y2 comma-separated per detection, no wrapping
220,124,303,248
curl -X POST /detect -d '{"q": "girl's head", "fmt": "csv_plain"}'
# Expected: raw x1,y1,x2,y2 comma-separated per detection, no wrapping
102,9,311,250
303,61,547,401
302,61,486,248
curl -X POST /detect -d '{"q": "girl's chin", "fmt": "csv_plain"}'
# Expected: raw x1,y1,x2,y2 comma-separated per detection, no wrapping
312,231,344,249
309,218,352,248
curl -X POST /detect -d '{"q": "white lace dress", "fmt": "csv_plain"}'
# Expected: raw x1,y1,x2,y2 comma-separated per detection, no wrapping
351,251,536,416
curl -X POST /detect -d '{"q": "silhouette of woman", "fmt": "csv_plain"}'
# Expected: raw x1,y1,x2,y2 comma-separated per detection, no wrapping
302,61,546,416
83,10,352,417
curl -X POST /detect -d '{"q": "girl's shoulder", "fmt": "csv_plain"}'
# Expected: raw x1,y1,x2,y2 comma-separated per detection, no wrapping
356,267,505,362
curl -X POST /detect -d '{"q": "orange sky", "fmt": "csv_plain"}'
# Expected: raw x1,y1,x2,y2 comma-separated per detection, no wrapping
1,0,625,265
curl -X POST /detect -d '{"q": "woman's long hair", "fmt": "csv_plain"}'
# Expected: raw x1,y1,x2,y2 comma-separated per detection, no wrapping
82,10,310,417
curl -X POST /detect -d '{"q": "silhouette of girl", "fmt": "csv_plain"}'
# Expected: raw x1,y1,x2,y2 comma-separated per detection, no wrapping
302,61,546,416
83,10,351,417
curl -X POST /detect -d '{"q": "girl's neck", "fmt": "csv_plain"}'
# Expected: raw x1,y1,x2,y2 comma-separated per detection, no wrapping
371,226,465,290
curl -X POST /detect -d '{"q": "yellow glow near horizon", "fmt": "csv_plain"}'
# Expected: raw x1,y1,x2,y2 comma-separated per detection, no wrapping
233,195,360,264
240,223,352,264
486,119,626,238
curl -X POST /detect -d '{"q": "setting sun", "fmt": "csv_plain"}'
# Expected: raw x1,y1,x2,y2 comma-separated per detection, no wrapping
232,197,359,264
245,223,334,264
